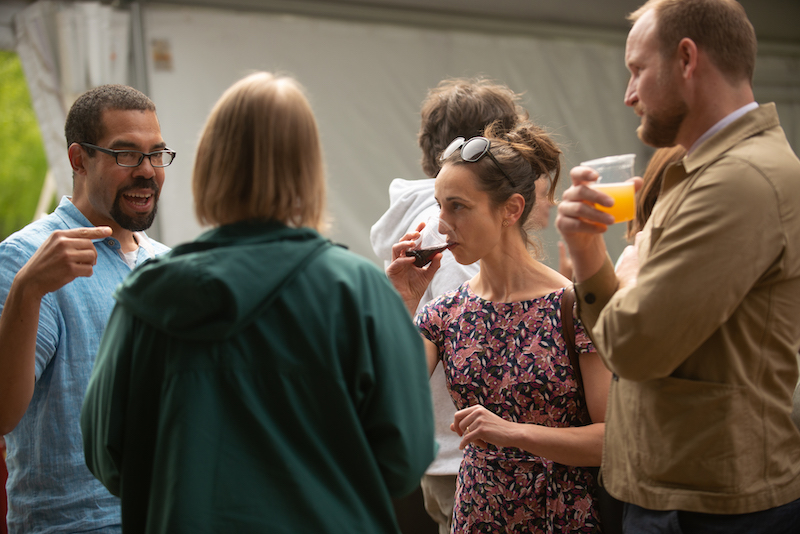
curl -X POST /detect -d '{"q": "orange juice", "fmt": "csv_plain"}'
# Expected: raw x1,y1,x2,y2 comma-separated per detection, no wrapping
589,182,635,223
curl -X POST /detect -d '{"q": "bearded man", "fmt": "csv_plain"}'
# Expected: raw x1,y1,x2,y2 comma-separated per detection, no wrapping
0,85,172,533
556,0,800,532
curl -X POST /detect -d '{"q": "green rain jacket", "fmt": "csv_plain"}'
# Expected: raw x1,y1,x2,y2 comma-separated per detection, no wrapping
81,220,435,534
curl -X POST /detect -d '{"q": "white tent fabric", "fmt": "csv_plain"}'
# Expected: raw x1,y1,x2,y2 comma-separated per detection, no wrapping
143,4,647,263
14,1,71,200
14,1,800,267
14,1,130,204
57,2,130,99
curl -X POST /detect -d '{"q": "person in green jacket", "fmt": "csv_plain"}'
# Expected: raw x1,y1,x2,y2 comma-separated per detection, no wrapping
80,71,436,534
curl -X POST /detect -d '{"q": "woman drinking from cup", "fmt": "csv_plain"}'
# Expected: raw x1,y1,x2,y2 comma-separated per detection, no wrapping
388,120,611,533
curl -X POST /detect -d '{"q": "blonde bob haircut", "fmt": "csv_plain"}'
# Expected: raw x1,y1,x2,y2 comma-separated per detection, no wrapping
193,72,326,231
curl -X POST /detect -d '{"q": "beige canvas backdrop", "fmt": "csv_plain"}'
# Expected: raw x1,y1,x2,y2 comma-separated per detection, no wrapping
15,1,800,267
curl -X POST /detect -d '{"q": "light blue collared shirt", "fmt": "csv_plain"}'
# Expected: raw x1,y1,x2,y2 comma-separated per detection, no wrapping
0,197,169,534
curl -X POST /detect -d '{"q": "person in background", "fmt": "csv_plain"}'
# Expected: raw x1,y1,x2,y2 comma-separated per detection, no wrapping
615,145,688,276
81,71,436,534
388,119,611,533
556,0,800,531
625,145,686,241
370,77,534,534
0,84,172,533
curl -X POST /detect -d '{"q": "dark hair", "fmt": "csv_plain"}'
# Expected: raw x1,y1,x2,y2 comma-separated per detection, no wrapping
626,145,686,240
418,77,525,178
441,119,562,252
65,84,156,153
628,0,757,85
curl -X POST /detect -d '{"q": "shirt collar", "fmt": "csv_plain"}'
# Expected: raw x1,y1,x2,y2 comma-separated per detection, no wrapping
57,196,154,255
133,231,154,256
688,102,759,155
55,196,93,228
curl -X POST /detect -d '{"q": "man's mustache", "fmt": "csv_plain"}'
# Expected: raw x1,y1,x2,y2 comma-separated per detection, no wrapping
119,177,160,196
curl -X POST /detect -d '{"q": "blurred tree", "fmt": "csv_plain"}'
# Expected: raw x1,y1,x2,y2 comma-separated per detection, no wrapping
0,50,49,241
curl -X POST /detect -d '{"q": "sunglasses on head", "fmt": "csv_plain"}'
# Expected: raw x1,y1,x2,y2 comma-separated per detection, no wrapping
440,136,516,187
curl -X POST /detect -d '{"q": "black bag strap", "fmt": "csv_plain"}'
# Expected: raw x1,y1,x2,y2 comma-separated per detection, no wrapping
562,288,625,532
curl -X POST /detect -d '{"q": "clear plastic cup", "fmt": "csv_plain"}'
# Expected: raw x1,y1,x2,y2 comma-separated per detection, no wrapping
405,215,455,267
580,153,636,223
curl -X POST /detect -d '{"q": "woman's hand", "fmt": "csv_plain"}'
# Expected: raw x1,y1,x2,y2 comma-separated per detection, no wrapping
386,222,441,315
615,230,643,290
451,404,518,450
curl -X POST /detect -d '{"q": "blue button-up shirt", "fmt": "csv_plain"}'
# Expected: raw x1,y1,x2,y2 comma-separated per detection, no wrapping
0,197,169,533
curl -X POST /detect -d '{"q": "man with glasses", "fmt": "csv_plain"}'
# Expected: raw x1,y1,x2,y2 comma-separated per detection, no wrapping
0,84,172,533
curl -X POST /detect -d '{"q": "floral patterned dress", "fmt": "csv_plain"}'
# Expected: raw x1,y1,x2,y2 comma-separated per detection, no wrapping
416,284,600,534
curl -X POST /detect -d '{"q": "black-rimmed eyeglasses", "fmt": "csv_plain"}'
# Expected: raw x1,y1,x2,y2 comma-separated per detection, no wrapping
440,136,515,187
79,142,176,168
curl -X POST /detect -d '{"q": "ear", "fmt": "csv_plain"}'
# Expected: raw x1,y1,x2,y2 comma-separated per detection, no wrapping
676,37,698,80
67,143,88,175
504,193,525,226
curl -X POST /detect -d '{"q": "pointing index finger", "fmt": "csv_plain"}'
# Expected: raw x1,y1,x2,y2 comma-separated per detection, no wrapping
67,226,113,239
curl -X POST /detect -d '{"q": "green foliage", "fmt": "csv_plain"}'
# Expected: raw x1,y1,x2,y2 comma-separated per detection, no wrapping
0,50,49,241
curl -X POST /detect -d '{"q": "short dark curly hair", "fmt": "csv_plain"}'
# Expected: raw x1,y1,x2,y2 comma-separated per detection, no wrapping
64,84,156,149
418,77,525,178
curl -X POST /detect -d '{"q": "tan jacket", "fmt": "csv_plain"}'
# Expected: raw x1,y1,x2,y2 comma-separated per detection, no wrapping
578,103,800,514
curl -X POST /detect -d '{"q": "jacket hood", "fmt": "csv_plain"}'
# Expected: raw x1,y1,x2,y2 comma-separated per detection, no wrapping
370,178,437,263
115,220,329,341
